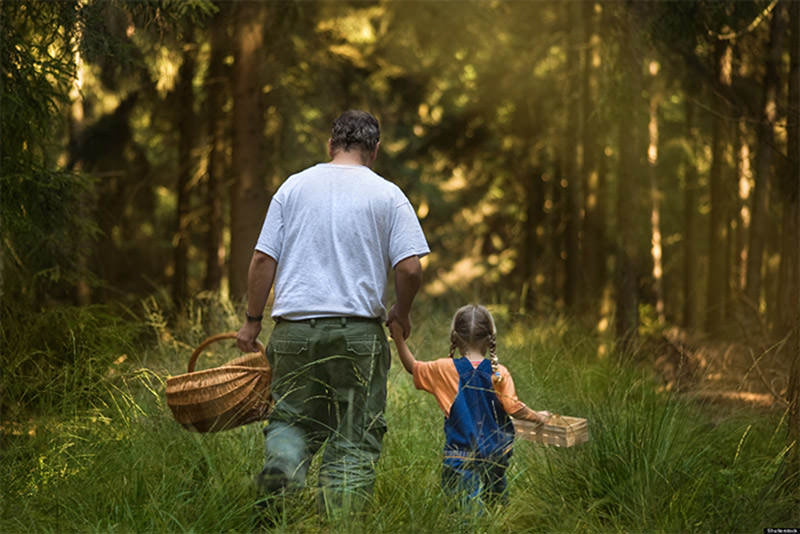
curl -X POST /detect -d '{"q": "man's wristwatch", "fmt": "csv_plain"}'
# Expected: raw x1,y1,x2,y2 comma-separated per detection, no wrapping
245,311,263,323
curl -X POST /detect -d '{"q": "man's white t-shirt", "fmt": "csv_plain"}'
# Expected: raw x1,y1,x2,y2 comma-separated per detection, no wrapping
255,163,430,320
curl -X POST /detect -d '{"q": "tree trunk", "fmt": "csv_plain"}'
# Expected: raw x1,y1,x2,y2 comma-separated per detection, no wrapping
521,165,545,312
647,62,665,325
549,161,565,306
745,4,786,313
582,0,605,309
564,1,582,309
778,204,799,334
782,0,800,483
67,17,92,306
682,98,698,329
705,40,732,333
734,117,752,293
173,35,196,309
615,9,642,353
204,10,229,292
724,202,736,321
597,142,609,306
229,2,269,301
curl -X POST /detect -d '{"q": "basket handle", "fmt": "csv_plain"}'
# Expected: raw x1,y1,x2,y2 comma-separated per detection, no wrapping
187,332,266,373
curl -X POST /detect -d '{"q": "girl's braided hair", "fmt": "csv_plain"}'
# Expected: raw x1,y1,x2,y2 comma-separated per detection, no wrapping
448,304,502,383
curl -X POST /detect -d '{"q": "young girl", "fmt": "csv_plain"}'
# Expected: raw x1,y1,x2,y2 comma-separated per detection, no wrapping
388,304,550,509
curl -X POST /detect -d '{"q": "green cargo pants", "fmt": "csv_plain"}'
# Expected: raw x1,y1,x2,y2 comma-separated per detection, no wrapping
257,317,389,515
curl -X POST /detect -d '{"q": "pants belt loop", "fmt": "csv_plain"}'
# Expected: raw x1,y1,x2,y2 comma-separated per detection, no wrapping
310,318,317,327
340,317,347,327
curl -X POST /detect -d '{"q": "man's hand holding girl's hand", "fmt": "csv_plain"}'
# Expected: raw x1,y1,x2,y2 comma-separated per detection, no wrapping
387,320,404,342
386,304,411,339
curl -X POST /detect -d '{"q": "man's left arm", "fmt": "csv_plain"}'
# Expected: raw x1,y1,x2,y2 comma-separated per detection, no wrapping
386,197,430,338
387,255,422,339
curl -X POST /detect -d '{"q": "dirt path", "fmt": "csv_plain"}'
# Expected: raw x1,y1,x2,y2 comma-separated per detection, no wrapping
646,326,791,415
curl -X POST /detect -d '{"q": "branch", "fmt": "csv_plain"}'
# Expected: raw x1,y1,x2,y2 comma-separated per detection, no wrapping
744,339,791,408
712,0,779,41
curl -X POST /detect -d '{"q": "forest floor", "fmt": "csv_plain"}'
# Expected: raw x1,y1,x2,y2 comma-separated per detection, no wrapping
645,324,791,420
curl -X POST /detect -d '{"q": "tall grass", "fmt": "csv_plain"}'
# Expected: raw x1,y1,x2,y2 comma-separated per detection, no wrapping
1,303,142,417
1,297,797,532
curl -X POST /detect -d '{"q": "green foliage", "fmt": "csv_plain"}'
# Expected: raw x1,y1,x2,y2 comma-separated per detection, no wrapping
1,377,264,533
564,397,792,531
1,0,218,305
0,303,142,418
141,290,243,358
1,304,795,533
0,169,99,300
0,1,94,300
1,1,78,165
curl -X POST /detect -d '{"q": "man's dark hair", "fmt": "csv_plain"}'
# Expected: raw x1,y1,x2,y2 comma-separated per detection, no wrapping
330,110,380,154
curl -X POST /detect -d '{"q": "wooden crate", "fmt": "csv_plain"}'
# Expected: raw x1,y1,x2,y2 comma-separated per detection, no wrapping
515,415,589,447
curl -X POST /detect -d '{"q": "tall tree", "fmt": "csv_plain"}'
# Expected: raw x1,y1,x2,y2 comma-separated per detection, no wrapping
614,5,643,351
734,116,753,294
776,5,798,339
173,30,196,308
68,19,92,306
203,7,230,292
564,0,583,309
229,1,269,301
705,39,733,333
745,2,786,313
782,0,800,484
521,163,545,311
682,97,699,329
581,1,606,307
647,59,665,325
550,161,566,305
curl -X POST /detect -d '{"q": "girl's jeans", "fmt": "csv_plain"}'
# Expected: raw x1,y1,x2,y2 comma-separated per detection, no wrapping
441,455,510,513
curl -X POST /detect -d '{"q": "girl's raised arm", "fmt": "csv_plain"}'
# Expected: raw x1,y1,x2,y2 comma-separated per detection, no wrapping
388,321,416,375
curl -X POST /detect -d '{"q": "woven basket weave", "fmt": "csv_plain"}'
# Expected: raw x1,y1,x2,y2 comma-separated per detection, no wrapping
166,332,272,433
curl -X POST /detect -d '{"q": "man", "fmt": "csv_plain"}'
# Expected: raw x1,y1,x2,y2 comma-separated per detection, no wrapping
236,110,429,516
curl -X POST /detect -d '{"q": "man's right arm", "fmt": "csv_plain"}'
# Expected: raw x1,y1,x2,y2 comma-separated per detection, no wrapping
387,255,422,339
236,251,277,352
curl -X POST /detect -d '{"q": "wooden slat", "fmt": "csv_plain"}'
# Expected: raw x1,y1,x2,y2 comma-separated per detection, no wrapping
515,415,589,447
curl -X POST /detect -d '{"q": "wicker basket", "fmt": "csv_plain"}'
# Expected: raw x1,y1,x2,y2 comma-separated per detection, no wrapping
515,415,589,447
165,332,272,433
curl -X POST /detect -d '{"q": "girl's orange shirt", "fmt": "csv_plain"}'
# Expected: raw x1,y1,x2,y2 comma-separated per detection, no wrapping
412,357,527,417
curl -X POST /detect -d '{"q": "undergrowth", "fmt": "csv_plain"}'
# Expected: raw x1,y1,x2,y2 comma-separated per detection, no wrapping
0,301,142,418
1,294,797,532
